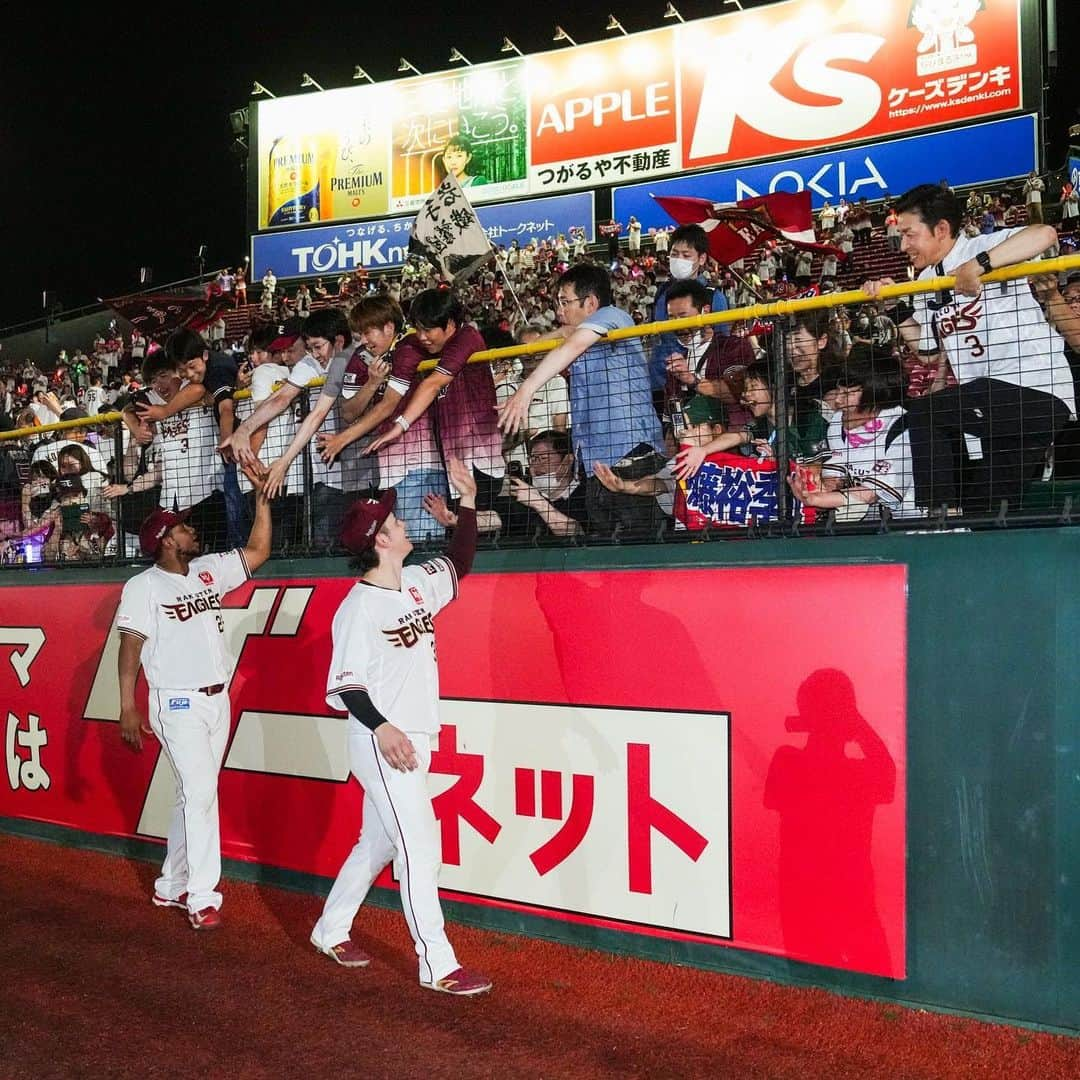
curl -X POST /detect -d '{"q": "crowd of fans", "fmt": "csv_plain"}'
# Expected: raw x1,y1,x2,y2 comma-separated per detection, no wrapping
3,176,1080,564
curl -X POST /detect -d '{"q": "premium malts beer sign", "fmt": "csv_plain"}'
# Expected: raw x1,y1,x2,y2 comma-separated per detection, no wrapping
254,0,1026,230
259,86,391,228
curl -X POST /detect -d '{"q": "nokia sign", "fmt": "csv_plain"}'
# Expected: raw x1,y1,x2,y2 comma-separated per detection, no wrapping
613,114,1037,232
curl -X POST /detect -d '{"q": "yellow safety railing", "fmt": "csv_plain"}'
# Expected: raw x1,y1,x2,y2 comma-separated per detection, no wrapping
3,252,1079,445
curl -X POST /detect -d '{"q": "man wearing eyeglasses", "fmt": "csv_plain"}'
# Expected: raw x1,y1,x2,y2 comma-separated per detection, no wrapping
498,264,664,535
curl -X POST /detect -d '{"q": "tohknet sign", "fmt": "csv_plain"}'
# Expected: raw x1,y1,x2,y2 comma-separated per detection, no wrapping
251,0,1028,231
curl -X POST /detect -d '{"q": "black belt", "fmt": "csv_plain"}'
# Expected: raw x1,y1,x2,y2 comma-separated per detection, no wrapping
198,684,225,696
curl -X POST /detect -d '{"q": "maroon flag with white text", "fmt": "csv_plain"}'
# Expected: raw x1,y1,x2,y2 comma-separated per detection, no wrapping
104,290,232,338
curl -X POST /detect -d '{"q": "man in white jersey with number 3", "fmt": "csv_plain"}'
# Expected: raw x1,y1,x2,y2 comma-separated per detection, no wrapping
115,468,271,930
865,183,1074,513
311,456,492,996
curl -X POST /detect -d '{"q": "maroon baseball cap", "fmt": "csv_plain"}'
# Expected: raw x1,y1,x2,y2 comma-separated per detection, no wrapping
269,317,305,352
139,508,190,558
340,490,396,554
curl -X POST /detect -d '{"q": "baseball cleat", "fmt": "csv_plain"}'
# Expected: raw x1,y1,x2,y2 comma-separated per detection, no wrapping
188,907,222,930
422,967,493,996
311,937,372,968
152,891,189,910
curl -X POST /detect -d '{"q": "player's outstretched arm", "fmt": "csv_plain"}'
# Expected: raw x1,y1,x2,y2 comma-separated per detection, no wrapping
444,456,478,579
239,466,273,572
118,633,152,752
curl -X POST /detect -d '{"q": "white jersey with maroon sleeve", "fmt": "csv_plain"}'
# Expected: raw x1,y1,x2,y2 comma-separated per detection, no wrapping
910,229,1075,417
115,550,251,688
325,556,458,735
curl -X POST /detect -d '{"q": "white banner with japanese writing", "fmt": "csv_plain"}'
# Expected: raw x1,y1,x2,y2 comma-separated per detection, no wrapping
409,172,494,281
429,701,731,938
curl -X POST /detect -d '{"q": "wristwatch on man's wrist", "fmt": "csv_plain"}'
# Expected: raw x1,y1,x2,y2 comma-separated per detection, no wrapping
975,250,993,274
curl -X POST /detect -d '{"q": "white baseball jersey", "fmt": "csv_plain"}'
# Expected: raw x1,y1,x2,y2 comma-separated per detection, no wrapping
84,386,107,415
911,229,1076,417
289,353,343,490
235,363,305,495
116,549,251,688
149,385,224,511
326,557,458,735
821,407,921,519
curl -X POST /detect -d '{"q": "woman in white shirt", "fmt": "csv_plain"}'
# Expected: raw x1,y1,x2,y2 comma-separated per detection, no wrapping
791,346,922,521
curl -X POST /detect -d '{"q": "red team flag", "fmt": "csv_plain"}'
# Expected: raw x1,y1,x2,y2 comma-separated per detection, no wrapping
652,190,840,266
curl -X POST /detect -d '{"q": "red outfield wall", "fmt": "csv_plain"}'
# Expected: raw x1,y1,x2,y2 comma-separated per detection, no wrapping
0,565,906,978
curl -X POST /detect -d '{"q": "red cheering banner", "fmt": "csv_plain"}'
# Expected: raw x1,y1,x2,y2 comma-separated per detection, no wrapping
0,566,907,977
678,0,1022,171
675,451,779,529
653,190,838,267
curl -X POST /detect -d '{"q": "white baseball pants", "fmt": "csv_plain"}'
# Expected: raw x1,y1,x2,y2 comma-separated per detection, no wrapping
312,722,459,984
148,688,230,913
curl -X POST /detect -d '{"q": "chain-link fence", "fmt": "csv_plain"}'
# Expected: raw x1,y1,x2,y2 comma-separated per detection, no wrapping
3,253,1079,568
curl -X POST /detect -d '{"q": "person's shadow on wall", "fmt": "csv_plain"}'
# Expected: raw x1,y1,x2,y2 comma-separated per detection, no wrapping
764,669,896,974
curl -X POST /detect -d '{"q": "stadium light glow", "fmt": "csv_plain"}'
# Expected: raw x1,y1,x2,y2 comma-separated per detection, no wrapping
353,65,374,83
449,47,473,65
663,3,684,21
553,25,578,46
300,73,325,91
397,58,422,75
251,81,276,98
606,14,628,35
500,37,523,55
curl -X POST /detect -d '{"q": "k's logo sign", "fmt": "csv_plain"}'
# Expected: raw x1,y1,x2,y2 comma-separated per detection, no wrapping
686,31,885,165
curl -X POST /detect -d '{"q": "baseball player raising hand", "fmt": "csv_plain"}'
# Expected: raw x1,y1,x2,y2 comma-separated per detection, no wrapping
311,456,492,996
115,464,272,930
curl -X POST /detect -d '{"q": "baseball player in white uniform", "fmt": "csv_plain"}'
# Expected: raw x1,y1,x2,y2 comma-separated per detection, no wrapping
116,470,271,929
311,456,492,996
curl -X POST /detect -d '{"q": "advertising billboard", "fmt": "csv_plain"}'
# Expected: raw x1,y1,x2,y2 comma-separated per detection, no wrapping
251,190,595,279
252,0,1027,230
1,564,906,977
678,0,1022,172
613,113,1038,231
258,86,392,228
388,61,529,212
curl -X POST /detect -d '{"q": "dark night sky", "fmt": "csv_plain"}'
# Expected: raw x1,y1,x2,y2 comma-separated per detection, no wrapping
1,0,1076,329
